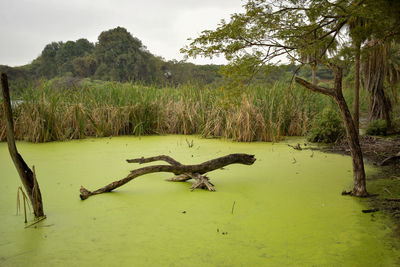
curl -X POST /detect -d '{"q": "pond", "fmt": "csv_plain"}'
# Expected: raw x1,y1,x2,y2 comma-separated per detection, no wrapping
0,135,399,266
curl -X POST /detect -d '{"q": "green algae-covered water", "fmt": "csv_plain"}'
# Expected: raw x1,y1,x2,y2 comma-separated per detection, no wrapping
1,136,399,266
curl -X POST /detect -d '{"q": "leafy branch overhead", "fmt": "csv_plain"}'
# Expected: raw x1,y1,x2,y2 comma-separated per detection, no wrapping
181,0,400,68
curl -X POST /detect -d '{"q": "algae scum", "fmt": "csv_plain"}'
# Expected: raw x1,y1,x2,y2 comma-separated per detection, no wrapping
0,136,399,266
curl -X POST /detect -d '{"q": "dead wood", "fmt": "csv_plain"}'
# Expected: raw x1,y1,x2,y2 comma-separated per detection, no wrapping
80,153,256,200
1,73,44,217
384,198,400,202
380,152,400,166
288,143,302,150
362,208,380,213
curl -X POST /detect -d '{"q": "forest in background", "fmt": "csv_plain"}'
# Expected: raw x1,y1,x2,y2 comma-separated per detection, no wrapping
0,26,334,91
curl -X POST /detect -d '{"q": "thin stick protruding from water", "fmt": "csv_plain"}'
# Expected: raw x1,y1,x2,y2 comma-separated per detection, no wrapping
231,201,236,215
16,187,31,223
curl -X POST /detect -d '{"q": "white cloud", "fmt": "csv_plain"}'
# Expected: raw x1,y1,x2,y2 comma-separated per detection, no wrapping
0,0,244,66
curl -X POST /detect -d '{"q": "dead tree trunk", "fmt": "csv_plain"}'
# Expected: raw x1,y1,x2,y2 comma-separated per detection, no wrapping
295,66,368,197
1,73,45,217
80,154,256,200
362,39,392,129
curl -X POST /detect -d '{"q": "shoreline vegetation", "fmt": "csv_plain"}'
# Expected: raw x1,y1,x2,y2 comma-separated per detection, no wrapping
0,79,343,143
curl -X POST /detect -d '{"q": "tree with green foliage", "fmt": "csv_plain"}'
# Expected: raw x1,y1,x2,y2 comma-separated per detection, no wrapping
72,54,97,77
38,42,61,78
33,39,95,79
95,27,151,82
182,0,400,197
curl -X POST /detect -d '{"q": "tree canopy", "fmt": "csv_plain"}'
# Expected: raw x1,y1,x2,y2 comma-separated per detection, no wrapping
182,0,400,74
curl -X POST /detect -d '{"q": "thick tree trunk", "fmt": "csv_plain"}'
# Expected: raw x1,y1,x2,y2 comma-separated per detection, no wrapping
354,42,360,134
1,73,45,217
334,84,367,197
80,154,256,200
295,66,368,197
362,40,392,129
368,84,392,126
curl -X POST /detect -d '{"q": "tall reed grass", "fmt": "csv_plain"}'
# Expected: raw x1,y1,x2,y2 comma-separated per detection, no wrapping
0,79,335,142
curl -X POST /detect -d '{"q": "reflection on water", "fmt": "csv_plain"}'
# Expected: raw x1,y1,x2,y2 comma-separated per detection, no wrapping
0,136,399,266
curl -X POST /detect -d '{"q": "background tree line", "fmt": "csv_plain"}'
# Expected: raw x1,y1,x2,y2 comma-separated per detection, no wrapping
0,27,227,87
1,26,338,90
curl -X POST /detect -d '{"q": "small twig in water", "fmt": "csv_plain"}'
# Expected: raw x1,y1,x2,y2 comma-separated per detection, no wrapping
185,138,194,148
288,143,302,150
384,187,393,197
16,187,31,223
362,208,380,213
24,216,47,228
231,201,236,215
16,187,20,215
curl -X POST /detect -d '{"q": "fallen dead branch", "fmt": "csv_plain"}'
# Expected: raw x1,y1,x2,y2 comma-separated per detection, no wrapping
380,152,400,166
80,153,256,200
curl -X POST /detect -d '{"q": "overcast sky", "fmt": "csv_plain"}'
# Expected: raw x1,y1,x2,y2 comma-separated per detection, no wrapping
0,0,245,67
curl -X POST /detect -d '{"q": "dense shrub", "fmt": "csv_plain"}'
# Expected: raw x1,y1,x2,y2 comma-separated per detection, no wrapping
366,119,388,136
307,107,344,143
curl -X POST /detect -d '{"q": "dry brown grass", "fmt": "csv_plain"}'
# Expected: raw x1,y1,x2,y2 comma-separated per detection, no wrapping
0,81,331,143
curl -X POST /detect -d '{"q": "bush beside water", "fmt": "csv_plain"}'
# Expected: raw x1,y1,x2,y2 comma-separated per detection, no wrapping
307,107,345,143
366,119,388,136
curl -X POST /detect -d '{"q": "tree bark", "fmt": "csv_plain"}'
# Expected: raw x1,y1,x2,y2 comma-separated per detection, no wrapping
295,66,368,197
362,39,392,129
80,153,256,200
354,41,360,134
1,73,45,217
311,64,317,85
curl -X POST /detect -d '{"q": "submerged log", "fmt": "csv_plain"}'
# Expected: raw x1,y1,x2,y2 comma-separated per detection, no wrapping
80,153,256,200
1,73,45,217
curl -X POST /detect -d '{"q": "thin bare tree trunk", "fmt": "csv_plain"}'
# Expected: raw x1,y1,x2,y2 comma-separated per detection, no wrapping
354,41,361,134
1,73,45,217
295,66,368,197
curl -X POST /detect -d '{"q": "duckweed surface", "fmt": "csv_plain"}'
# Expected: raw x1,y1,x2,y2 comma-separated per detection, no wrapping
0,136,399,266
